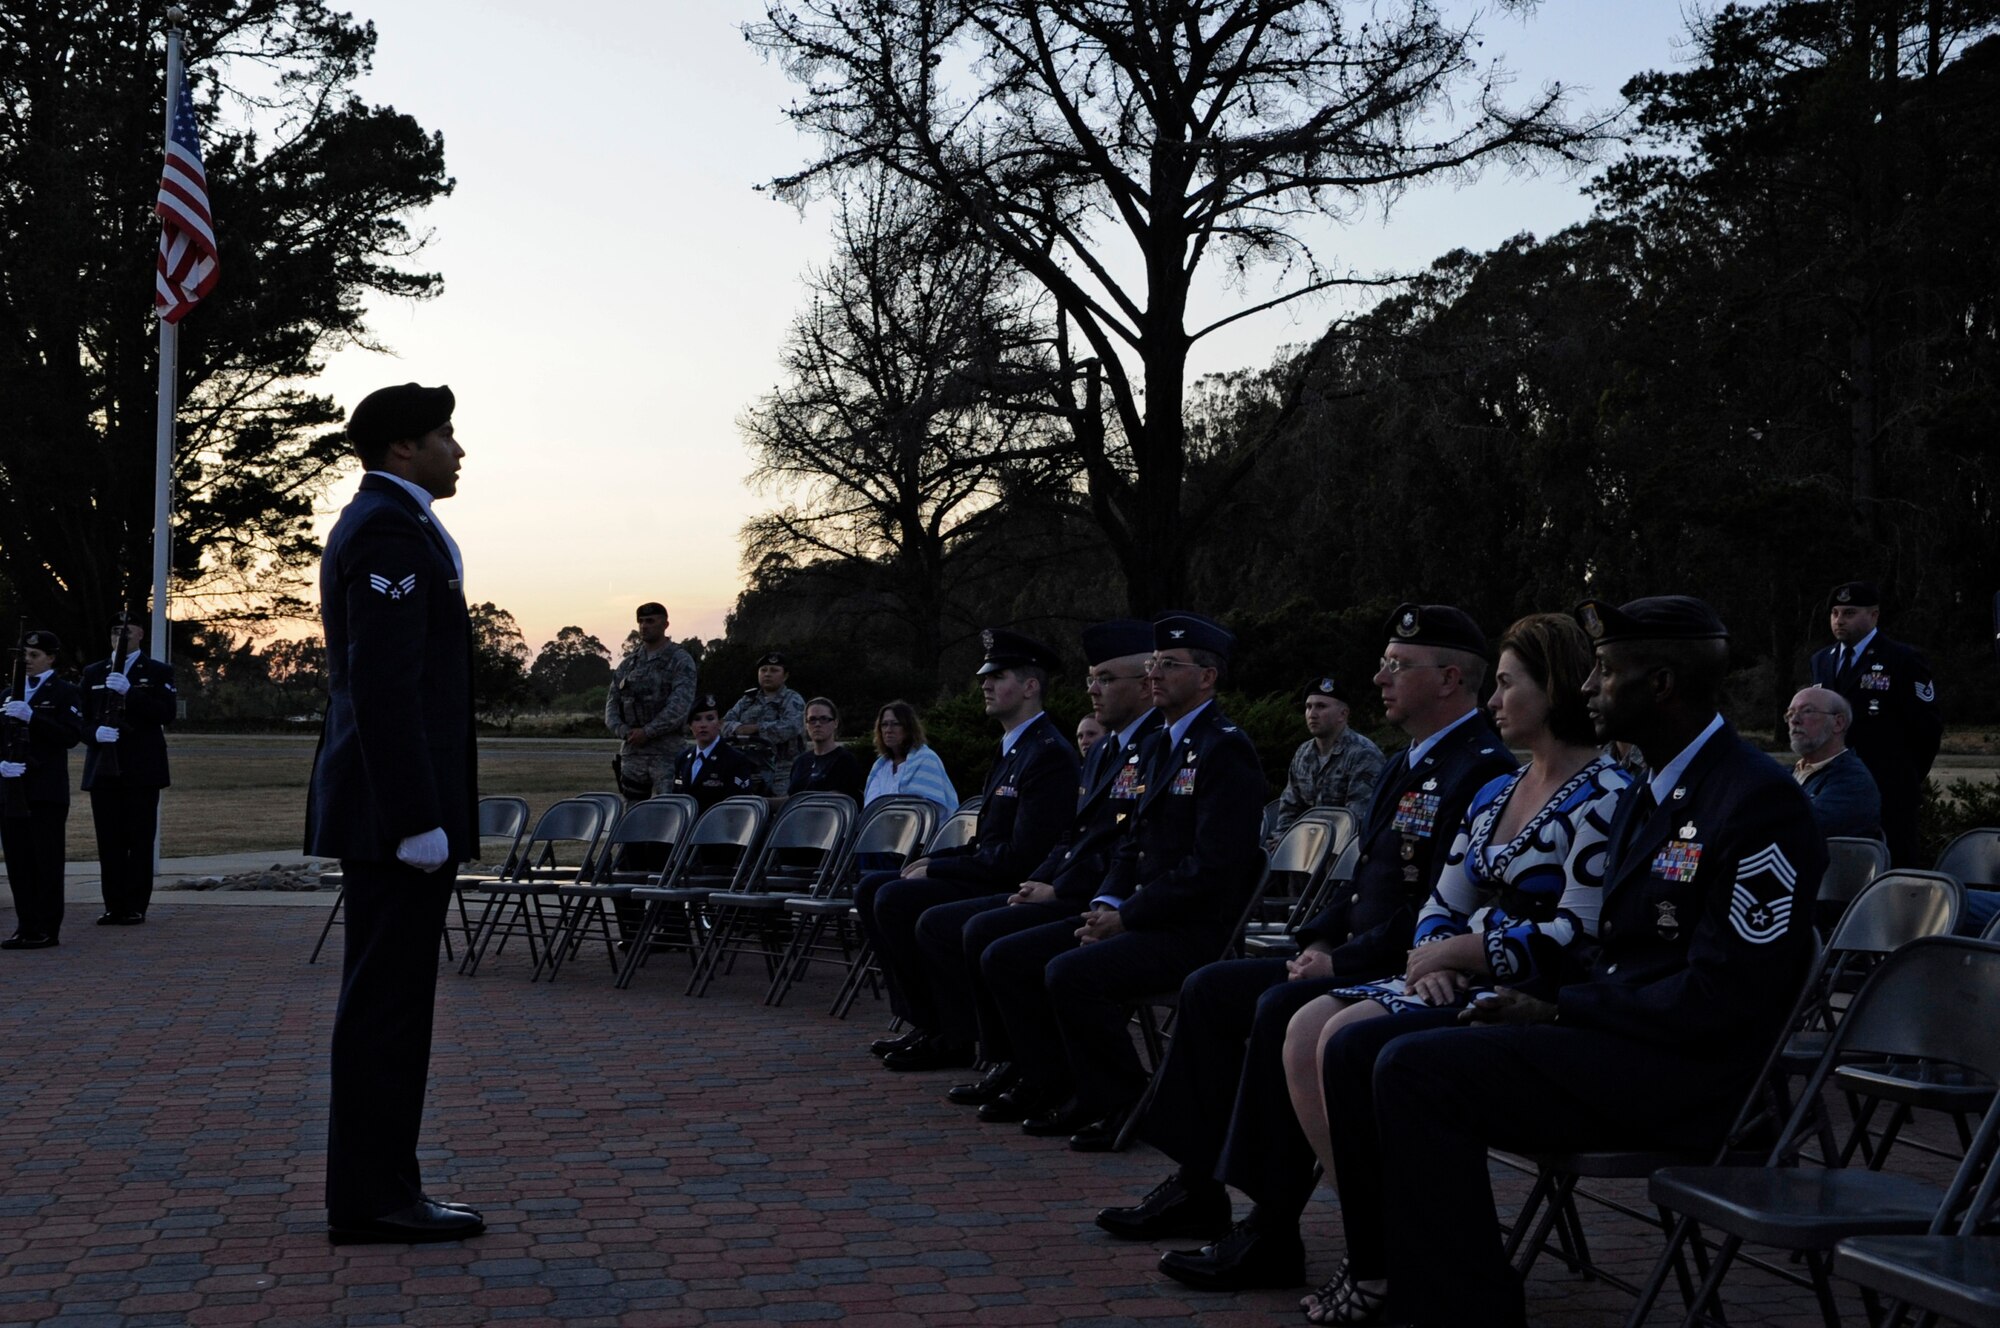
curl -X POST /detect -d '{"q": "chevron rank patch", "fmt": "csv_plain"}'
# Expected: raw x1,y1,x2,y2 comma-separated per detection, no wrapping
368,573,417,599
1729,844,1797,944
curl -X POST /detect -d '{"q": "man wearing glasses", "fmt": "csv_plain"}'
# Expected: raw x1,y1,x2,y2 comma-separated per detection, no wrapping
1784,686,1881,840
1101,603,1515,1293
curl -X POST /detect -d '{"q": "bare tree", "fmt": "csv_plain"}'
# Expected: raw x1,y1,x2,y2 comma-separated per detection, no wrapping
750,0,1606,611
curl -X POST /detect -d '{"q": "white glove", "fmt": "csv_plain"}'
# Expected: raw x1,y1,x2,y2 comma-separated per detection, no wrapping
2,701,31,722
0,762,24,779
395,827,451,872
95,726,121,744
104,672,132,695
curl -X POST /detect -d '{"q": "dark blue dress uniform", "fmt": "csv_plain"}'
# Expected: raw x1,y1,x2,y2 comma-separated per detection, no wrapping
1,652,84,945
984,697,1265,1117
672,739,764,812
1808,629,1939,865
306,458,478,1224
1138,708,1515,1220
913,708,1165,1056
81,641,177,920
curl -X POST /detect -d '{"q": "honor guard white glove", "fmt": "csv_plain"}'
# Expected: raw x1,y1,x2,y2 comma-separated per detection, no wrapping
0,762,24,779
2,700,31,722
395,827,451,872
104,672,132,695
95,726,121,744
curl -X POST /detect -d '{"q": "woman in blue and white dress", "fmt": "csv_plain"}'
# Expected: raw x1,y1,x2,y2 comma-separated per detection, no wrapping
1283,612,1630,1325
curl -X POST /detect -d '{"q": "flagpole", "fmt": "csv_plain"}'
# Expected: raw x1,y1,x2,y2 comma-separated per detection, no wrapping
150,9,184,663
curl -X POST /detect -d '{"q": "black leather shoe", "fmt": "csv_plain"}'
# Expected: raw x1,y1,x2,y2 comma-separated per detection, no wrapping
1157,1218,1306,1291
1097,1173,1233,1241
883,1037,975,1072
977,1084,1052,1124
870,1029,924,1058
113,911,145,925
1020,1099,1094,1138
1068,1102,1137,1153
947,1062,1016,1106
328,1199,486,1245
0,933,57,950
95,912,120,926
423,1196,482,1217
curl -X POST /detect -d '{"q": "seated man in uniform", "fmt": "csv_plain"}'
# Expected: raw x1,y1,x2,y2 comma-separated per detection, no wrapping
673,693,763,812
1309,596,1824,1328
862,630,1079,1071
981,613,1265,1151
1785,685,1881,840
1267,674,1386,847
1097,604,1515,1291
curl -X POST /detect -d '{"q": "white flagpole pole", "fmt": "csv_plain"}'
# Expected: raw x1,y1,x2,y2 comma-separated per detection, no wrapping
150,10,184,663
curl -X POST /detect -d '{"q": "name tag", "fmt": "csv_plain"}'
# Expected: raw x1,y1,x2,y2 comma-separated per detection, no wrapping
1652,839,1704,882
1394,791,1440,837
1171,767,1197,795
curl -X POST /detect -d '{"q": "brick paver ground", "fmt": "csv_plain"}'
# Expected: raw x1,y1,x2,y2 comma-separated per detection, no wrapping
0,898,1928,1326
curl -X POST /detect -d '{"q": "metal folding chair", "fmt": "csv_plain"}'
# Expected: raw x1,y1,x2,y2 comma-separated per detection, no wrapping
766,798,936,1010
614,797,770,990
535,795,697,982
457,799,606,977
685,797,855,996
827,803,974,1018
1936,827,2000,891
1817,836,1891,932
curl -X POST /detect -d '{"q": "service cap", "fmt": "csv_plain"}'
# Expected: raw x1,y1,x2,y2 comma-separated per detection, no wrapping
1080,619,1153,667
1383,603,1487,658
1573,595,1730,646
1829,581,1880,609
347,383,455,451
975,629,1060,677
110,610,145,631
1152,612,1235,662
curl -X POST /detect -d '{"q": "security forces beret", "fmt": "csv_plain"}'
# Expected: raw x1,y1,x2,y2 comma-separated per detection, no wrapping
1829,580,1881,609
1383,603,1486,657
1153,612,1235,662
1080,619,1153,666
691,692,722,716
758,652,787,668
975,628,1060,677
1306,675,1351,704
347,383,455,449
21,630,59,654
635,602,666,619
111,611,145,631
1573,595,1730,646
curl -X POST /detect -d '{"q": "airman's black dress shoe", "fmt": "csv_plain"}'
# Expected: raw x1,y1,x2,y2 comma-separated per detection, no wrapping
882,1036,975,1071
1068,1102,1135,1152
1096,1173,1233,1240
977,1084,1051,1123
947,1062,1016,1105
1157,1216,1306,1291
870,1029,925,1058
0,933,57,950
328,1199,486,1245
1020,1099,1094,1137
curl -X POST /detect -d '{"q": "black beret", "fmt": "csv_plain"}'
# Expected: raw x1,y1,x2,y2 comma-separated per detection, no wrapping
347,383,455,450
110,611,145,631
690,692,722,716
21,629,60,654
1383,603,1487,657
758,652,787,668
1305,675,1351,704
975,628,1060,677
635,602,666,619
1153,612,1235,662
1829,581,1880,609
1573,595,1729,646
1080,619,1153,666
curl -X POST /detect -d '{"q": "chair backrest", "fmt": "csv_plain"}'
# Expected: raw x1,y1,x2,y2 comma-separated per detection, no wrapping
1825,870,1962,955
666,796,770,890
1982,909,2000,943
1937,827,2000,891
1260,816,1337,924
1297,805,1361,858
573,790,627,871
1286,838,1360,932
1259,798,1284,843
957,794,985,814
1220,850,1276,960
842,799,936,871
594,795,697,883
737,797,856,896
511,798,606,879
1818,835,1891,908
926,809,981,856
475,796,531,873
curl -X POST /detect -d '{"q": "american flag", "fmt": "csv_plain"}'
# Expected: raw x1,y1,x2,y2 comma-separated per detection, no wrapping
155,79,217,324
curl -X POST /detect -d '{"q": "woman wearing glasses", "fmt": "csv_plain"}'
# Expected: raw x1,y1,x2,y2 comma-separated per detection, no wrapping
787,697,866,802
1283,613,1630,1325
862,700,959,822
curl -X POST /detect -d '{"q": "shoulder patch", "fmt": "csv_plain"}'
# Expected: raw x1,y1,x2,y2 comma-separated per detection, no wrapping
1729,845,1797,945
1916,681,1936,703
367,573,417,599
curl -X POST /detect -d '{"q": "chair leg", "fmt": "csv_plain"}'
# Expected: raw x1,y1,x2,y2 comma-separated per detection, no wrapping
460,893,509,976
1626,1212,1699,1328
533,895,576,982
689,908,737,997
1805,1252,1843,1328
615,899,664,990
830,939,876,1019
308,887,345,964
1671,1231,1743,1328
764,917,818,1006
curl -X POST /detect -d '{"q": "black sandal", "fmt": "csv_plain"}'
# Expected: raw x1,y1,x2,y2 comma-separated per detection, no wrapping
1301,1257,1387,1325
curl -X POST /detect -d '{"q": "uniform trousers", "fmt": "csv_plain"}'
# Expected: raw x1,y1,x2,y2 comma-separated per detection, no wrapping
327,857,454,1221
868,876,1008,1032
983,918,1223,1116
0,802,68,938
912,893,1079,1053
1331,1020,1752,1327
90,783,161,916
1136,957,1343,1216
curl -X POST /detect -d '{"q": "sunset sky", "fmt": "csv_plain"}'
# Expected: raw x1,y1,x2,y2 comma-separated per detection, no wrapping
302,0,1699,660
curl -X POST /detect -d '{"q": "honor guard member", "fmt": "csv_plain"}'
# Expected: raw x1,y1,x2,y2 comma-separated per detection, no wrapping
673,693,764,812
604,602,697,801
1310,596,1824,1328
1269,674,1386,846
0,630,84,949
926,619,1164,1114
722,652,806,796
1808,580,1940,865
1102,604,1514,1291
981,613,1265,1151
81,611,178,924
307,382,484,1244
862,629,1080,1071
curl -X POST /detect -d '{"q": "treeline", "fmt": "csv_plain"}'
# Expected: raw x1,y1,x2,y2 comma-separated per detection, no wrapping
730,2,2000,740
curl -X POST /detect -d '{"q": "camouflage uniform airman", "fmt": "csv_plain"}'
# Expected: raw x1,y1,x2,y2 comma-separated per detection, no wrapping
604,642,697,799
722,685,805,796
1273,727,1387,839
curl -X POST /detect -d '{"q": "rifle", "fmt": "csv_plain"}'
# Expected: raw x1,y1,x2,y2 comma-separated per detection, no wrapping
1,619,29,820
94,620,130,780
